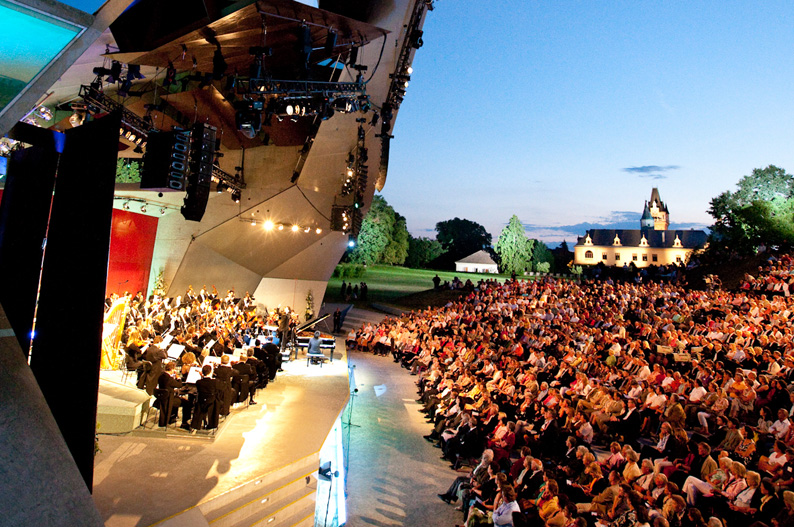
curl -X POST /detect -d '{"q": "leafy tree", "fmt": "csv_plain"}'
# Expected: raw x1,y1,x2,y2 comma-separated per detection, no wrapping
406,236,446,268
435,217,492,262
494,215,534,275
531,240,554,271
116,158,141,183
381,213,410,265
349,195,395,265
708,165,794,253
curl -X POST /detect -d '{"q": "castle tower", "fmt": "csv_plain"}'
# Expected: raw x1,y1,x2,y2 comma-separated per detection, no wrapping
640,201,654,229
648,187,669,230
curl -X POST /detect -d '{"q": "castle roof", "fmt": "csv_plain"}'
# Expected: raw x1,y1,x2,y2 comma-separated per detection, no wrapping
649,187,668,213
576,229,707,249
641,201,653,220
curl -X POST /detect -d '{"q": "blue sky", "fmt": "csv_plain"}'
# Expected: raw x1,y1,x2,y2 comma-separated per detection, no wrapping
382,1,794,245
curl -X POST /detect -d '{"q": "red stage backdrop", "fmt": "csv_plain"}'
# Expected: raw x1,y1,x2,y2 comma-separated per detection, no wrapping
106,209,158,297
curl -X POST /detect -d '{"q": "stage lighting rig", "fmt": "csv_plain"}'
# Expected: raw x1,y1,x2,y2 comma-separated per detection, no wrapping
79,84,153,147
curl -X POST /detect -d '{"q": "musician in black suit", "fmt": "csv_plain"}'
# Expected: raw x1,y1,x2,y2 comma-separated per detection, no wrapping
233,359,257,405
255,343,279,381
138,336,167,395
191,365,218,430
214,355,234,417
157,362,193,429
246,348,268,389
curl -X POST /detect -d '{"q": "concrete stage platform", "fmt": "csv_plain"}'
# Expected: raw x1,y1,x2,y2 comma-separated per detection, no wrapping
93,346,350,527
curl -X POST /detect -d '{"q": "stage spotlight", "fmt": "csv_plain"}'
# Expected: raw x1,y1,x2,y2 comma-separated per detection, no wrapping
278,224,284,231
407,66,413,75
316,228,322,234
291,224,299,232
164,63,176,87
123,202,130,210
35,106,53,121
231,190,241,203
217,182,227,193
286,104,294,116
140,204,147,213
348,237,356,248
304,226,311,233
263,220,274,231
347,168,354,177
160,208,166,215
251,219,256,226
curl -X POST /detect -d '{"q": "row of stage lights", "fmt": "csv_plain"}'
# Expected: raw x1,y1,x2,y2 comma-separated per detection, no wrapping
117,197,171,215
241,215,323,234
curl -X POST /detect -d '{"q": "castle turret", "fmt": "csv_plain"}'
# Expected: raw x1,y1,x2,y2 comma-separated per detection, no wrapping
640,201,654,229
648,187,669,230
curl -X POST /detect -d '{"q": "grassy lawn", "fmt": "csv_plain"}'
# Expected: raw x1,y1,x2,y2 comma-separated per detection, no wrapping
323,265,510,309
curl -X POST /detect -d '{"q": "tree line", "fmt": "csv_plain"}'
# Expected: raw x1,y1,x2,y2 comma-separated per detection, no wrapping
346,195,559,272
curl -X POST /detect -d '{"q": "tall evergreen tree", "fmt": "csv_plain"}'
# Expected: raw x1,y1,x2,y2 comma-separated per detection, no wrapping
494,215,534,275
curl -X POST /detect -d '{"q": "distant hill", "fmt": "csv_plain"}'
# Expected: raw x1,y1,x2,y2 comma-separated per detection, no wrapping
0,74,28,111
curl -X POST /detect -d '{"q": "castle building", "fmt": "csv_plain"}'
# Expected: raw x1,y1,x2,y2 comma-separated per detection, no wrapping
574,188,707,268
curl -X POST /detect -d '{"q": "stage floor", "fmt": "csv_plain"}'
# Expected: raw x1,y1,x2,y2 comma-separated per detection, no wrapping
92,347,350,527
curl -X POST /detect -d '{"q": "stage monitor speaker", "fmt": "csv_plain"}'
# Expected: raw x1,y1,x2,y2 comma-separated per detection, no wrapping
181,123,216,222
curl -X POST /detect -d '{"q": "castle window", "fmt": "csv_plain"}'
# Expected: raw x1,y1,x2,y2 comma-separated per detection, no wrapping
613,234,621,246
676,256,682,263
602,253,607,260
585,250,593,259
673,235,682,248
652,254,658,262
615,253,620,261
632,254,638,261
639,236,648,247
642,254,648,262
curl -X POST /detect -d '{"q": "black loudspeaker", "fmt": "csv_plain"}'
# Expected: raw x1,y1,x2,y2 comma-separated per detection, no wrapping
0,145,58,355
140,129,192,192
181,123,216,222
31,111,121,490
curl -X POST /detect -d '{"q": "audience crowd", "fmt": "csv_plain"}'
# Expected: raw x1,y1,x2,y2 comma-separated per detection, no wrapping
348,252,794,527
106,285,298,432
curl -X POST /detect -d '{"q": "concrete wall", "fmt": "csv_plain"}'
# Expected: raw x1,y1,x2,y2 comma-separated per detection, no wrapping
0,304,103,526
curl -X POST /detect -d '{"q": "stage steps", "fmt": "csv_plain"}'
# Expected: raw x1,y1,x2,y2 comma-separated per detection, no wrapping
340,307,386,332
97,376,152,433
198,452,319,527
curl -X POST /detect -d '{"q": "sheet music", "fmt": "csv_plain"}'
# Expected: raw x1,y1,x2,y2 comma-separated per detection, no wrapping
204,339,216,350
186,367,202,384
161,334,174,348
167,344,185,359
203,355,222,367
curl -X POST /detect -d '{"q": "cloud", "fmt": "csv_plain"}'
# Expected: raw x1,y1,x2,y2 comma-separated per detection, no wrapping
622,165,680,180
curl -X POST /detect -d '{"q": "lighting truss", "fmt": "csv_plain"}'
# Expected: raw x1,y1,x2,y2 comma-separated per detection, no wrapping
238,78,367,99
211,164,246,192
78,84,154,143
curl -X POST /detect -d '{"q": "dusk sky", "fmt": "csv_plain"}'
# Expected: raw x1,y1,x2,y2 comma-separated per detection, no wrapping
382,1,794,246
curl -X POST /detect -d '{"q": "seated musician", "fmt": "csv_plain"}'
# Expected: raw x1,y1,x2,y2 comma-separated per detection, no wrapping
232,358,257,405
157,362,193,430
179,351,197,382
214,355,234,417
246,348,268,389
191,365,218,431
